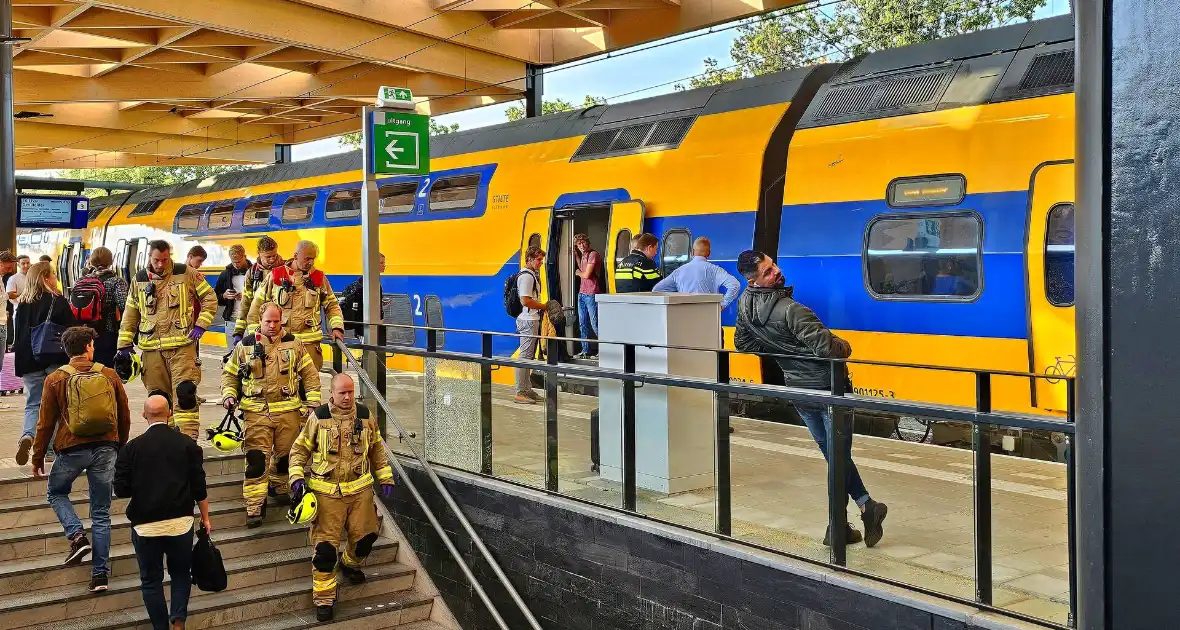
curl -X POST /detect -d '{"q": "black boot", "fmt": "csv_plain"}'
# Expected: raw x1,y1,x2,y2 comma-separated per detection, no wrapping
339,564,366,585
269,486,291,506
823,523,864,546
316,605,334,622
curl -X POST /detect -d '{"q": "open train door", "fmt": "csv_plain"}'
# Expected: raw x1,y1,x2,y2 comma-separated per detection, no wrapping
605,200,645,292
519,206,553,304
1025,161,1076,414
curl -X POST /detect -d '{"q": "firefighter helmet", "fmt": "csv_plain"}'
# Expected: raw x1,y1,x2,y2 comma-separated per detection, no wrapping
113,351,142,384
287,491,318,525
206,410,243,453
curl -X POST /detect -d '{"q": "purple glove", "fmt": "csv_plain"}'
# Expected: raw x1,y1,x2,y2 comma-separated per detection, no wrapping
116,347,131,360
380,483,394,498
188,326,206,341
290,479,306,502
231,334,242,347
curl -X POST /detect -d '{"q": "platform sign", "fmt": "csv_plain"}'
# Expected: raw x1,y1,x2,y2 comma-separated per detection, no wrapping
15,194,89,229
371,110,430,176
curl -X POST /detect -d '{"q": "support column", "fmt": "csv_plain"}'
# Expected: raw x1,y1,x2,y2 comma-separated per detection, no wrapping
274,144,292,164
1077,1,1180,627
525,63,544,119
0,0,16,253
359,107,385,434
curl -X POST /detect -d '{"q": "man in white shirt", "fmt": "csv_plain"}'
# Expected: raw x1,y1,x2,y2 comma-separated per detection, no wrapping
515,246,546,405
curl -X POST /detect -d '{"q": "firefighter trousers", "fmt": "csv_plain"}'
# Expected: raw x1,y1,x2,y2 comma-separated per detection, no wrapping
141,344,202,439
241,409,304,516
309,487,378,607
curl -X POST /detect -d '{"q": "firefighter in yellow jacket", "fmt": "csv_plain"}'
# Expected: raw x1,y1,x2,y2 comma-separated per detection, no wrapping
231,235,284,345
117,240,217,439
288,372,393,623
221,303,321,528
246,239,344,371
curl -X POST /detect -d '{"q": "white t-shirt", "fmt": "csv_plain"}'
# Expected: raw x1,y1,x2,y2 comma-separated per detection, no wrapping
6,272,24,309
516,269,540,323
230,273,246,320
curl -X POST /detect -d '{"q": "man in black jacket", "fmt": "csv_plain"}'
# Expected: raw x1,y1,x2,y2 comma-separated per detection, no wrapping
615,233,661,293
214,245,251,326
114,392,211,630
339,253,385,336
734,250,888,548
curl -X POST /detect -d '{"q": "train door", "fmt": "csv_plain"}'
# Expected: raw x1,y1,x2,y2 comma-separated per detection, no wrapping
1025,161,1076,413
519,205,553,308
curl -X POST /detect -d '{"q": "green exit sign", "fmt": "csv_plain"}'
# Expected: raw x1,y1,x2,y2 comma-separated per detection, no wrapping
371,110,430,176
377,86,414,108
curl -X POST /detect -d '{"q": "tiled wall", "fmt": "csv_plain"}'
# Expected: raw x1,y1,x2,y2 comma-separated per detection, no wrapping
380,465,975,630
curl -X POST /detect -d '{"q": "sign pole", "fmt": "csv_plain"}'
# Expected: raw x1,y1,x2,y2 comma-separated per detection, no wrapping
1,0,16,253
360,106,385,433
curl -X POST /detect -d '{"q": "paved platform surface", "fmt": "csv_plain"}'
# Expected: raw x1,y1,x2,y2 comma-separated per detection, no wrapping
0,348,1070,626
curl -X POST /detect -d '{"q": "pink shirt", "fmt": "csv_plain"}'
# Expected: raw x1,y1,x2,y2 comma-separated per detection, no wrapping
578,250,602,295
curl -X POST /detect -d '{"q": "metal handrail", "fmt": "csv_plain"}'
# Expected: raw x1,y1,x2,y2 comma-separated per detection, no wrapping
331,339,542,630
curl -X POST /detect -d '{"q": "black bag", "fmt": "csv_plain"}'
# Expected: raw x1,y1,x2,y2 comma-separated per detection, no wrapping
31,296,68,363
503,269,537,318
191,526,227,592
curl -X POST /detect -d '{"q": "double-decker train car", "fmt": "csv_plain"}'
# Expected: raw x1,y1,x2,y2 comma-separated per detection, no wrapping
54,15,1075,448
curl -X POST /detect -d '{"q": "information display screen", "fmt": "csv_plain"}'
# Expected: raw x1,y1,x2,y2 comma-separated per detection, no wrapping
887,175,966,208
16,195,88,229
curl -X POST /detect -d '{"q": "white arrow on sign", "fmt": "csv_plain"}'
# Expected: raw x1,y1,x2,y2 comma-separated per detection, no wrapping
382,130,420,170
385,135,405,167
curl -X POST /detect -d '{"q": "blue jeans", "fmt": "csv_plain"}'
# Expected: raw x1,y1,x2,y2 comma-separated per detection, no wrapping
131,529,194,629
794,403,871,507
577,293,599,355
21,366,59,441
46,445,117,576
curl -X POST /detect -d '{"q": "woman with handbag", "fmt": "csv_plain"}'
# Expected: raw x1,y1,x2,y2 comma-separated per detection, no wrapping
13,262,76,466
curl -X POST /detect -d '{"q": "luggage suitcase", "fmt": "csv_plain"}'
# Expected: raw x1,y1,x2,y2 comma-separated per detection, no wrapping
0,352,21,395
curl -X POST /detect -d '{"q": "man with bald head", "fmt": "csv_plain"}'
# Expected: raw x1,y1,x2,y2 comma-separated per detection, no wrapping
288,371,393,622
245,239,345,371
115,394,211,630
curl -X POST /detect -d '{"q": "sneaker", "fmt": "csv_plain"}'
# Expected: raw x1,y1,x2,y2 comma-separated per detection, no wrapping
339,564,366,585
65,534,92,566
573,353,587,360
861,499,888,548
823,523,863,547
14,435,32,466
88,573,108,593
316,605,334,622
513,394,535,405
525,389,542,402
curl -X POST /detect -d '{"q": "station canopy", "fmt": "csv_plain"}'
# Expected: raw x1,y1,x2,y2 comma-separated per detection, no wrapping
10,0,799,170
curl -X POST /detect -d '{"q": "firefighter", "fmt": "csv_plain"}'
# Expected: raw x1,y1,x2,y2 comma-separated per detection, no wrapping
116,240,217,440
246,240,344,371
288,372,394,622
221,302,321,528
232,236,284,345
615,232,662,293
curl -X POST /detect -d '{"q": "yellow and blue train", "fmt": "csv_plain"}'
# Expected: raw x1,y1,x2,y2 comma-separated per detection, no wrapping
24,15,1076,427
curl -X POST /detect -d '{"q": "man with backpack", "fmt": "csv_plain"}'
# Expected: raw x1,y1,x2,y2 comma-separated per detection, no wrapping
506,246,546,404
31,326,131,592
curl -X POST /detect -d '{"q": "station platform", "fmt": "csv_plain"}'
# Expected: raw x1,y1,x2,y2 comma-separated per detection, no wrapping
0,346,1068,627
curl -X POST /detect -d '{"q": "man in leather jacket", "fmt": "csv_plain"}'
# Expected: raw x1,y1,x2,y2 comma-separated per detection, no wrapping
734,249,889,548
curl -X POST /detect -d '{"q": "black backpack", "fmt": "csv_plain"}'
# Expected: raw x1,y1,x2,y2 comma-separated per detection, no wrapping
503,269,538,318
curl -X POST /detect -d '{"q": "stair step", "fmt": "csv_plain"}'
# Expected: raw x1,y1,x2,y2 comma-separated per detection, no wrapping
0,474,241,530
0,450,244,501
19,562,419,630
0,519,311,595
211,591,436,630
0,538,399,630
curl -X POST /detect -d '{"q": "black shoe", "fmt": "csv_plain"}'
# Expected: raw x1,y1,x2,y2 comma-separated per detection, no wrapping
269,487,291,506
65,535,92,566
246,513,264,529
316,605,334,622
822,523,863,547
861,499,888,548
88,573,108,593
339,564,366,585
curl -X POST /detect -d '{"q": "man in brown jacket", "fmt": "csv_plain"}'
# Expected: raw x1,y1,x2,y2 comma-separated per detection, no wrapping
32,326,132,593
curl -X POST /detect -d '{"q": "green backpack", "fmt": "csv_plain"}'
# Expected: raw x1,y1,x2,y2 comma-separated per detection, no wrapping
59,364,117,437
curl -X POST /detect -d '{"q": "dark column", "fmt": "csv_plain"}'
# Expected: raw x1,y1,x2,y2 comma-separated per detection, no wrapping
525,63,544,118
274,144,292,164
0,0,16,253
1077,1,1180,628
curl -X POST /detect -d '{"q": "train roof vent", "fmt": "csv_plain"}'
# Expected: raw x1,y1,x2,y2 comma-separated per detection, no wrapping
874,71,948,110
87,204,105,222
573,129,619,159
1019,49,1074,91
646,116,692,147
127,199,163,218
608,122,653,152
815,82,876,119
807,67,954,126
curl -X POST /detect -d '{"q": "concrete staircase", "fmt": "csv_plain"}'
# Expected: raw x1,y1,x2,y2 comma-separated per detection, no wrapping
0,448,455,630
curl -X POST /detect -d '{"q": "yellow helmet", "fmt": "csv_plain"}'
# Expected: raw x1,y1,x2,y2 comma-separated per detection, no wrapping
287,492,318,525
206,410,243,453
114,352,142,384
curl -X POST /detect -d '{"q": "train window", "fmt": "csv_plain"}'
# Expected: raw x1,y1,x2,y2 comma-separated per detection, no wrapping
382,294,416,346
1046,203,1075,306
528,233,541,250
243,199,273,226
614,229,632,267
864,212,983,300
661,228,692,275
29,232,42,245
281,193,316,224
428,174,479,212
176,204,205,232
208,203,235,230
326,188,361,220
378,182,417,215
128,199,162,218
424,295,444,349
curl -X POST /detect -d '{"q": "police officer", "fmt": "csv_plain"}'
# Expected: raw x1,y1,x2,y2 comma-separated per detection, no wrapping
246,240,344,371
615,232,662,293
117,240,217,440
288,373,393,622
222,302,321,528
233,236,284,345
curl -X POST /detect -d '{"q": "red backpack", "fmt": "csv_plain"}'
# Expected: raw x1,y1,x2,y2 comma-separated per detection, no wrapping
70,275,108,323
